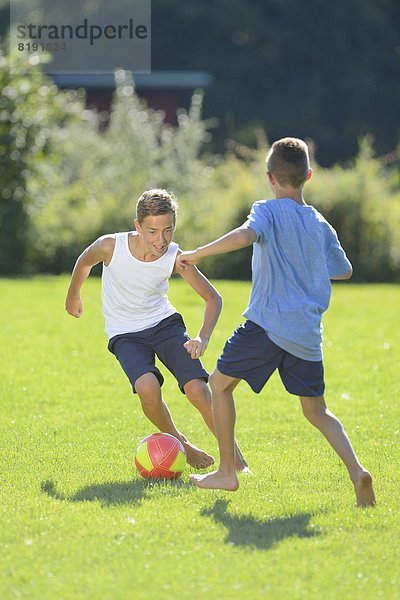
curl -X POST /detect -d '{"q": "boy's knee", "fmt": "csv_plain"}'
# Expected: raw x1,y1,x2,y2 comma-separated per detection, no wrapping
209,368,233,393
300,396,326,425
209,370,221,393
135,373,162,407
184,379,210,407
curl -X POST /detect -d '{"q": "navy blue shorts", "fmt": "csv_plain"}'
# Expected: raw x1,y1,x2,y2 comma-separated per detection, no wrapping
108,313,208,395
217,320,325,397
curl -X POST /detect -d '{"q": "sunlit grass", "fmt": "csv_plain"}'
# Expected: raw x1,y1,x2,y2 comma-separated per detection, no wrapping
0,277,399,599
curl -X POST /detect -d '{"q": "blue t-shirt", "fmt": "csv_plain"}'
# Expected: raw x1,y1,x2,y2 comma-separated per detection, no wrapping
243,198,352,361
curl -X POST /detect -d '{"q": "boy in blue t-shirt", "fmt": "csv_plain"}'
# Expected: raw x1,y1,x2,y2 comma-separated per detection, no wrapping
178,137,375,507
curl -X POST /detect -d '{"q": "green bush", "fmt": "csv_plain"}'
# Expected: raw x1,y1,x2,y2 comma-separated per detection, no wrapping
198,138,400,283
29,70,215,273
193,146,268,279
1,51,399,281
308,138,400,282
0,50,98,274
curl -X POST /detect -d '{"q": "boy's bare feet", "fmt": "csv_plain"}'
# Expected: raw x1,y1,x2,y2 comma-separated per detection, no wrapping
183,442,214,469
352,469,376,507
190,469,239,491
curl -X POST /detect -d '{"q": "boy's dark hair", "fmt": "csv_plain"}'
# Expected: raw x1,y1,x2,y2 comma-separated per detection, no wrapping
136,189,178,224
266,137,310,188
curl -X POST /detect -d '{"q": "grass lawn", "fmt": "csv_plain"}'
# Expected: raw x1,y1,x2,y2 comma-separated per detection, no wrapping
0,277,399,599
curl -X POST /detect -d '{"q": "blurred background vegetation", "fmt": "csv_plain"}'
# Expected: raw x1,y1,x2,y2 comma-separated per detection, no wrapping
151,0,400,166
0,0,399,165
0,0,399,280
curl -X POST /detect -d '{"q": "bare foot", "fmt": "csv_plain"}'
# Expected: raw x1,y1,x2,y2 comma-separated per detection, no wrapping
353,470,376,507
183,442,214,469
190,469,239,491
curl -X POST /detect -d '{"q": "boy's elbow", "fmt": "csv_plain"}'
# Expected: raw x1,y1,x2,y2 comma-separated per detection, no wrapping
210,289,223,313
214,290,223,310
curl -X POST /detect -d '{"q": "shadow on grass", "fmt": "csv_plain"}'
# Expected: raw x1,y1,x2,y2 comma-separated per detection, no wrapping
201,499,319,550
41,478,191,507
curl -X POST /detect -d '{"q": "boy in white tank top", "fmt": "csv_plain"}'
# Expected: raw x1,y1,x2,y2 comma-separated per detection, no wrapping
66,189,248,471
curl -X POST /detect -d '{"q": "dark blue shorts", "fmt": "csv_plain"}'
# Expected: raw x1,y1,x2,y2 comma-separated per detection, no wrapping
217,320,324,397
108,313,208,395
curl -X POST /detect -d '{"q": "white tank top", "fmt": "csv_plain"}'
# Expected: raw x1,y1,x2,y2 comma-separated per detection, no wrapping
101,232,179,338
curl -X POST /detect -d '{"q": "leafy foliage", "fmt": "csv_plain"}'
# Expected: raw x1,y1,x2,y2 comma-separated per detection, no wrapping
1,53,212,273
0,50,95,274
152,0,400,165
204,137,400,282
308,138,400,282
0,51,399,281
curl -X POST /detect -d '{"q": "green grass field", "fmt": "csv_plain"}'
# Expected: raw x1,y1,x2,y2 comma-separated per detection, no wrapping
1,277,399,599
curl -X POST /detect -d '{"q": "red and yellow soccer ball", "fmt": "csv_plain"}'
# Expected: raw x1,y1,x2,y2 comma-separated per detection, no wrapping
135,433,187,479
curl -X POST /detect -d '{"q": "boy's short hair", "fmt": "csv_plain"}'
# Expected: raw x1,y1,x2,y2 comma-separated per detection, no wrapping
266,137,310,188
136,189,178,224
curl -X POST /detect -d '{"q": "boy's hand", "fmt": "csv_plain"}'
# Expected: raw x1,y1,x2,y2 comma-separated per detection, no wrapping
65,295,83,318
184,336,208,359
176,250,201,269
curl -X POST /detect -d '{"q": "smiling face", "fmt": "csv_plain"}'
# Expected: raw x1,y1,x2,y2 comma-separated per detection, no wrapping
134,213,175,258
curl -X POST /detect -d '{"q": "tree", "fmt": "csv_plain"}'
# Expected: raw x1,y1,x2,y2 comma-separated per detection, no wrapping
152,0,400,165
0,54,214,274
0,50,100,274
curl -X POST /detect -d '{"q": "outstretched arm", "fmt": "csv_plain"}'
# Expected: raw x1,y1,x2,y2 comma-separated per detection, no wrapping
174,255,223,358
176,226,256,268
65,235,115,318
